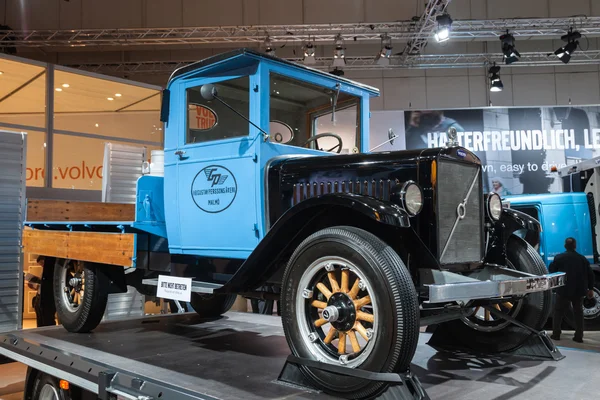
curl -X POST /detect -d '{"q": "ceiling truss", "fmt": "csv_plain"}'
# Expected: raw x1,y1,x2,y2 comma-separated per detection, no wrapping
1,16,600,48
64,50,600,76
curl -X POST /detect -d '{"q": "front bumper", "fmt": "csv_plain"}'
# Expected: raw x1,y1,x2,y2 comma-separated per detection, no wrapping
422,266,565,304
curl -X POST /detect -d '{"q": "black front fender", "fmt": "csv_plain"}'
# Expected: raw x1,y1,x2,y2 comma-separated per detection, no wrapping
217,193,411,293
485,208,542,265
282,192,411,228
501,208,542,236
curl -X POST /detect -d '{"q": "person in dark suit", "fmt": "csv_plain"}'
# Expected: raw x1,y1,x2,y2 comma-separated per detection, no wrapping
550,237,595,343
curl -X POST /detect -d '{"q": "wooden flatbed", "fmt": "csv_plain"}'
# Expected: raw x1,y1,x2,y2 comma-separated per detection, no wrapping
23,199,138,267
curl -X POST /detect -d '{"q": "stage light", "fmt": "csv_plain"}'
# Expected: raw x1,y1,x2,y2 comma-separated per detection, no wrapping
434,13,453,42
303,42,316,65
555,28,581,64
330,67,344,77
264,36,275,56
375,34,392,66
500,32,520,64
489,64,503,92
332,34,346,67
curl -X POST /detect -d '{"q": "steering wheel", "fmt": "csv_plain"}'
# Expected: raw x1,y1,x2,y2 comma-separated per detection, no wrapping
301,133,343,154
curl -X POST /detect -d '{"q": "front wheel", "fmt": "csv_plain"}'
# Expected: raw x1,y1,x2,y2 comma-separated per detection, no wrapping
440,234,552,353
281,226,419,399
53,260,108,333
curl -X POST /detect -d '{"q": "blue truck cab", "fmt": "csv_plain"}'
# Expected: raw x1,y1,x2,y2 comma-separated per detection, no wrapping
504,193,595,266
25,49,565,398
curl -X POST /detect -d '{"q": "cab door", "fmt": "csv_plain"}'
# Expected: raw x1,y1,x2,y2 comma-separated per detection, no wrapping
173,75,259,259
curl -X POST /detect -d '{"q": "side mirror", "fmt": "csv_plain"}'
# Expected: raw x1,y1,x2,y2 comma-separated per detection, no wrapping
160,89,170,123
200,84,218,101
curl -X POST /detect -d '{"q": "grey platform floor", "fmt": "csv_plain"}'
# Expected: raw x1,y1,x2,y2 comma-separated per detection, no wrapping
0,312,599,399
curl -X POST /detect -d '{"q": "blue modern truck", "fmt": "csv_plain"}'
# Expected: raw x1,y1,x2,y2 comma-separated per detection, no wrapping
22,49,564,399
504,160,600,328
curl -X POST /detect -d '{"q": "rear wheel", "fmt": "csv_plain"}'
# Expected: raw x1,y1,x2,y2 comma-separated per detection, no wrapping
441,234,552,352
281,226,419,399
190,293,236,317
53,260,108,333
584,282,600,330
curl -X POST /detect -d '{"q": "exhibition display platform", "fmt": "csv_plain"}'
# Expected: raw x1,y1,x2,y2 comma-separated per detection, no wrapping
0,312,597,400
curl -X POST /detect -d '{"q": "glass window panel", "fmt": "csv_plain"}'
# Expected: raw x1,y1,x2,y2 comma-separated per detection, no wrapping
53,111,163,142
186,76,250,144
269,73,360,153
53,134,160,191
52,70,162,142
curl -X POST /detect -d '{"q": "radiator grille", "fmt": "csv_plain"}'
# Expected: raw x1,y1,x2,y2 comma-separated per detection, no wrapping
291,179,398,205
437,160,483,264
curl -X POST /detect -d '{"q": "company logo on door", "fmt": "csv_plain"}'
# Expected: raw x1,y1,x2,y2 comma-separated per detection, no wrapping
191,165,237,213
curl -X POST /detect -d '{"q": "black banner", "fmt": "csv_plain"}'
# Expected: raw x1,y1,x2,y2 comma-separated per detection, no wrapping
403,106,600,194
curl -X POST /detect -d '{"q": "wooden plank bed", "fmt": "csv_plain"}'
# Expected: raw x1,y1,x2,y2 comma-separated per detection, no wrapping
23,199,137,267
26,199,135,222
22,230,136,267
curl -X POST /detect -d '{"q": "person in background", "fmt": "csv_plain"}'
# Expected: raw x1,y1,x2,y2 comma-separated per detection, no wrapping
491,177,512,196
550,237,595,343
24,267,43,327
32,256,57,327
405,110,465,150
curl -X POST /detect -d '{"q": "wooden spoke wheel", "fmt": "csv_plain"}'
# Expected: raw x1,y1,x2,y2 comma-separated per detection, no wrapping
59,261,85,313
302,257,377,365
461,261,524,333
441,235,552,353
53,260,108,333
281,226,419,399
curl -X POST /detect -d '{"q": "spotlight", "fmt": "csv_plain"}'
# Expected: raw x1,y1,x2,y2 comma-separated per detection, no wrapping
375,34,392,66
555,28,581,64
488,64,503,92
264,36,275,56
500,32,520,64
332,34,346,67
303,42,316,65
434,13,453,42
330,67,345,77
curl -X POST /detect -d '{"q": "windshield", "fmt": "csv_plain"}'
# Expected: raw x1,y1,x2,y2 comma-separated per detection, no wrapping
269,73,360,153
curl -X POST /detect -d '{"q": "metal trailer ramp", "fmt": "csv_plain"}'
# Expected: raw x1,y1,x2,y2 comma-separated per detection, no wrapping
1,312,598,400
0,313,337,400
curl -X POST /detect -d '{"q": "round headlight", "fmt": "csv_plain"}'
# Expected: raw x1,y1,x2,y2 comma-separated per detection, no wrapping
401,181,423,216
487,192,502,221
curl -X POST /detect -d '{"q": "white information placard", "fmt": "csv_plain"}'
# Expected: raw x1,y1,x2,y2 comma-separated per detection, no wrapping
156,275,192,302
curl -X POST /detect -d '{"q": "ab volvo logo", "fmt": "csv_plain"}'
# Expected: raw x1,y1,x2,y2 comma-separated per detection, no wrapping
191,165,237,213
456,149,467,158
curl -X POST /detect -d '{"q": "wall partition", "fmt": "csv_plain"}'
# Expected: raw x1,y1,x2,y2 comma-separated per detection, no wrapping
0,53,163,193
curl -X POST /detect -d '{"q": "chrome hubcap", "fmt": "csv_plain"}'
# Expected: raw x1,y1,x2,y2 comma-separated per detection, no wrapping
583,288,600,319
60,260,85,313
296,256,378,367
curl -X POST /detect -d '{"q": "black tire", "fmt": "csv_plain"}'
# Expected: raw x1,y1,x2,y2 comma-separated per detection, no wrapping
250,286,280,315
441,234,552,353
190,293,237,317
53,260,108,333
584,281,600,330
31,373,71,400
281,226,419,399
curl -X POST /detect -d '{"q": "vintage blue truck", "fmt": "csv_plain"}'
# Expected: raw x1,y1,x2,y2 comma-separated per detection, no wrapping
505,160,600,328
23,49,564,399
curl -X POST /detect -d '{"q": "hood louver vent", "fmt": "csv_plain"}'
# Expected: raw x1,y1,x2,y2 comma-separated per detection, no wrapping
291,179,399,205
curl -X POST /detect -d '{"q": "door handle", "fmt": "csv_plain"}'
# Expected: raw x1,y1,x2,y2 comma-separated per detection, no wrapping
175,150,189,160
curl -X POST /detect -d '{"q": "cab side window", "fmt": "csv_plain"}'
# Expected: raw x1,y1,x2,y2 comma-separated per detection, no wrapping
186,76,250,144
268,73,360,153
